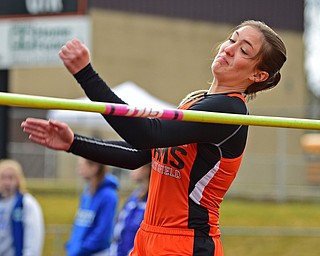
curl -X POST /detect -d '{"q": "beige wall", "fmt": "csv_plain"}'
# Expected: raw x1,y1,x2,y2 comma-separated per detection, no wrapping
9,9,310,195
10,10,305,105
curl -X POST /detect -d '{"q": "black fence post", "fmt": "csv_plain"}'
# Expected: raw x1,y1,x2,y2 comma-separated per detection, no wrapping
0,69,9,159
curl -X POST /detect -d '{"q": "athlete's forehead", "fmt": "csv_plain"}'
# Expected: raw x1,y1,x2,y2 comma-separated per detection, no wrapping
232,26,263,53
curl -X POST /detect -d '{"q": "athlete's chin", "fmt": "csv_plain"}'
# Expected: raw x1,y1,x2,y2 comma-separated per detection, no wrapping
212,66,228,78
212,61,228,72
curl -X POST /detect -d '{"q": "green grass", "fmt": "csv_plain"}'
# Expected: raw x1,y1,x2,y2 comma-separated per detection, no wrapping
219,199,320,256
220,199,320,227
36,194,77,256
222,236,320,256
31,186,320,256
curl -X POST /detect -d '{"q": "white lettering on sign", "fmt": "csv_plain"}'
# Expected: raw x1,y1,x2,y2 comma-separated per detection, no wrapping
25,0,63,14
0,16,91,68
10,24,71,51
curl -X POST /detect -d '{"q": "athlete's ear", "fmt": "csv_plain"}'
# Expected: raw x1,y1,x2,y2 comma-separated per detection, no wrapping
249,70,269,83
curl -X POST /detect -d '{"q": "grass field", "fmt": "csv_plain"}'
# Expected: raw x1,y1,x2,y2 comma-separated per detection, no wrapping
32,187,320,256
219,200,320,256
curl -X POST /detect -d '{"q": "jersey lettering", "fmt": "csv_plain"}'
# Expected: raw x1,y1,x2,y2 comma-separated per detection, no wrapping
152,146,187,169
152,161,181,179
169,146,187,169
153,148,168,163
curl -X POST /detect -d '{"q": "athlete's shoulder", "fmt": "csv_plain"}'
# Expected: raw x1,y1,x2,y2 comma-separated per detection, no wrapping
190,93,247,114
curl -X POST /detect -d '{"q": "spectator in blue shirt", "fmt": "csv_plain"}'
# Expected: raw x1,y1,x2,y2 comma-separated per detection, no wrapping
108,163,151,256
66,157,119,256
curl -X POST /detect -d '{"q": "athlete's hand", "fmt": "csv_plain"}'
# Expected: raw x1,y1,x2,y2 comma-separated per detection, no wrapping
21,118,74,151
59,38,90,75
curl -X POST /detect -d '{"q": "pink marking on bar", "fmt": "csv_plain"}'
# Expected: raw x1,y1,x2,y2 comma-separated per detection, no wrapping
103,103,184,120
114,105,131,116
104,104,130,116
161,109,184,120
104,104,112,115
131,108,141,116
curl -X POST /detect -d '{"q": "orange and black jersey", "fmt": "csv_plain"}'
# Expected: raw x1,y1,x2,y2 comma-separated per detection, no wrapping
69,64,248,237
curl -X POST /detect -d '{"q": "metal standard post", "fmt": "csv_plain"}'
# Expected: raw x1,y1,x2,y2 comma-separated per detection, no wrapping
276,128,287,202
0,70,8,159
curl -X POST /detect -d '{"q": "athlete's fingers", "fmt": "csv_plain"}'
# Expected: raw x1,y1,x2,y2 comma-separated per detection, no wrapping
48,119,70,130
21,118,50,133
22,126,46,138
58,39,90,74
27,133,48,145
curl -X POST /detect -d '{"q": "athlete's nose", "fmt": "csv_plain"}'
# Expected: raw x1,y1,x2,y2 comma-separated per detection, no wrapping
224,43,235,57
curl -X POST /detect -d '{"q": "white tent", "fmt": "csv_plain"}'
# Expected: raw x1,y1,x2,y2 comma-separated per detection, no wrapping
47,81,175,129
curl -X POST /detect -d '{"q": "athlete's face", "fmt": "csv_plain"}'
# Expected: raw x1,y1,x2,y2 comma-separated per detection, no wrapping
211,26,267,90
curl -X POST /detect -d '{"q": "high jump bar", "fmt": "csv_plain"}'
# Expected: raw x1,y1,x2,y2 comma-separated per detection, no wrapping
0,92,320,130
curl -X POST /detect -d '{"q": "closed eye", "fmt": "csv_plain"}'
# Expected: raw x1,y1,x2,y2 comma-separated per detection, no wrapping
241,48,247,54
229,38,248,55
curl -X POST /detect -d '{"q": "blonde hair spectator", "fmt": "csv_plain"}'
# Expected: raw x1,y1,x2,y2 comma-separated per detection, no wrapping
0,159,44,256
0,159,27,194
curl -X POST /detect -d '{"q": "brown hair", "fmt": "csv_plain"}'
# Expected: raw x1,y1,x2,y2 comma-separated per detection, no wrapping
182,20,287,105
236,20,287,99
0,159,27,194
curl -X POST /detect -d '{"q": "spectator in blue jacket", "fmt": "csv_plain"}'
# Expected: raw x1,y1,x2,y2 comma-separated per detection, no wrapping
108,163,151,256
0,159,44,256
66,157,119,256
